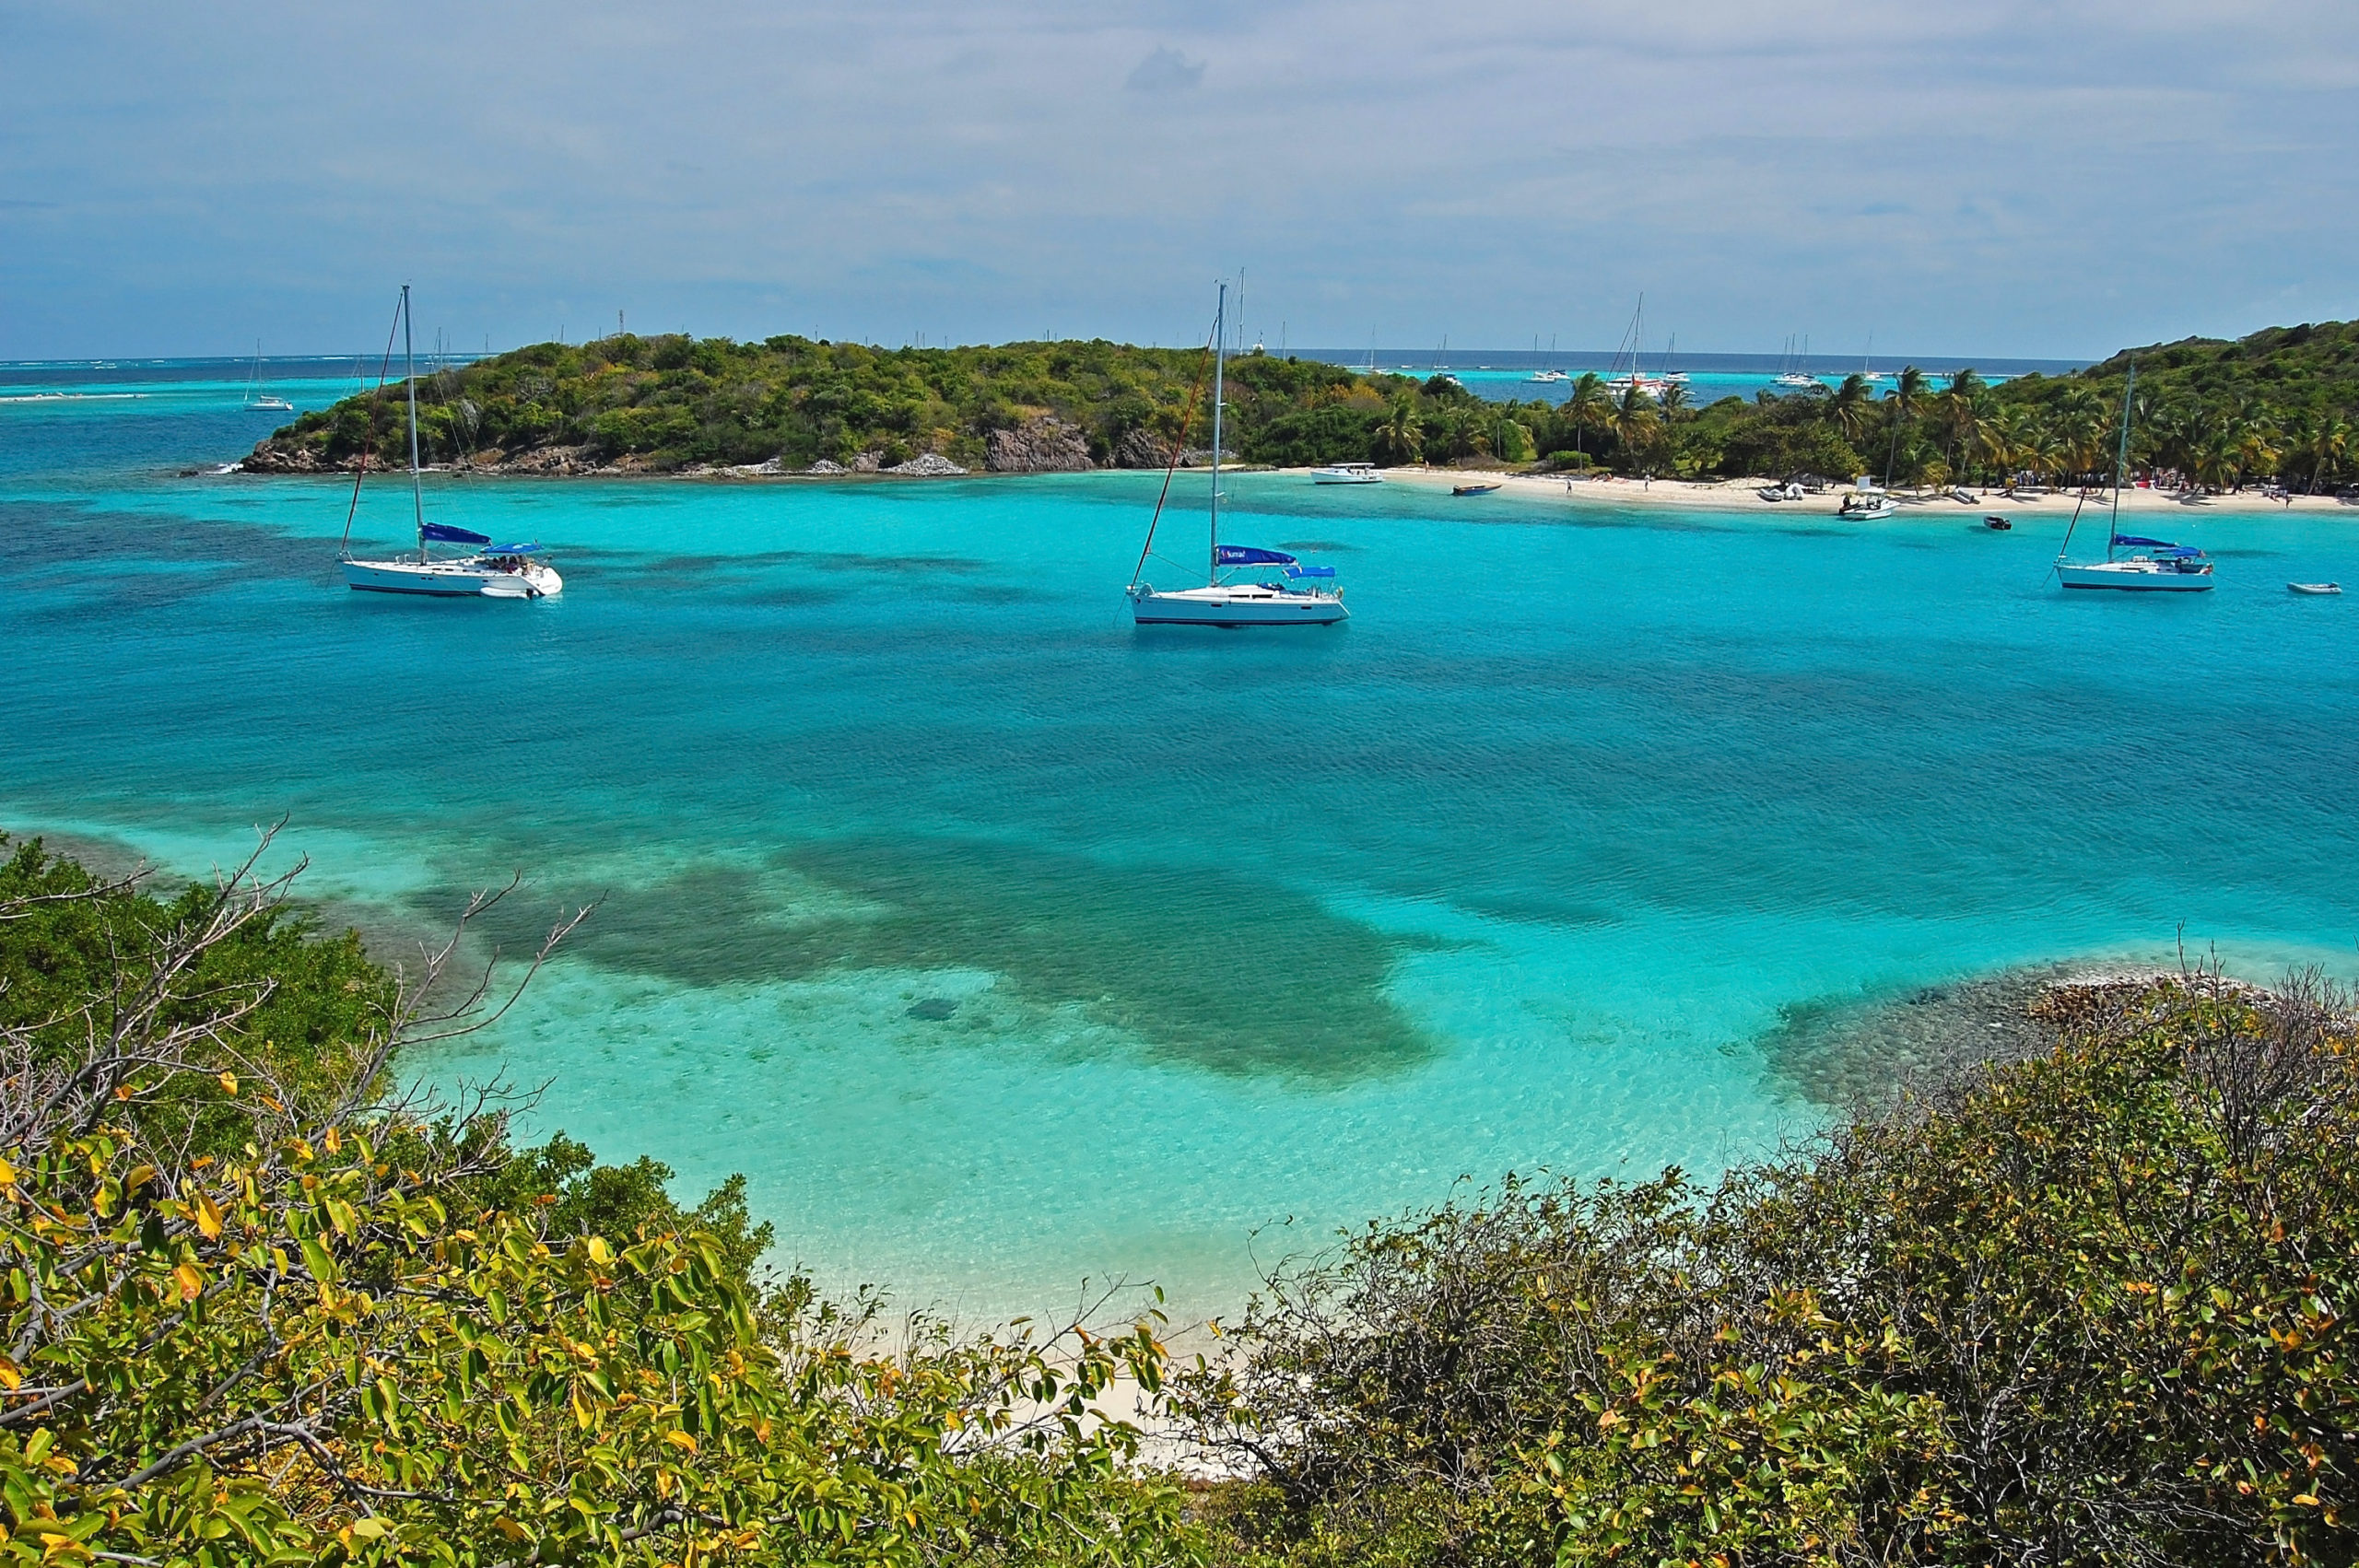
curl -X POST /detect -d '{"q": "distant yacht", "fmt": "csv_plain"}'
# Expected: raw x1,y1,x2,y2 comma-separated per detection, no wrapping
1528,369,1568,383
1312,461,1384,485
1602,297,1670,397
2054,363,2212,592
242,343,293,413
1128,283,1347,627
340,287,562,600
1774,334,1820,389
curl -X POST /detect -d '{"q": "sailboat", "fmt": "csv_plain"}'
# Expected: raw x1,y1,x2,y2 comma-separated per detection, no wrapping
1127,284,1348,627
1775,334,1821,389
1602,298,1668,398
340,287,563,600
2054,362,2212,591
242,343,294,413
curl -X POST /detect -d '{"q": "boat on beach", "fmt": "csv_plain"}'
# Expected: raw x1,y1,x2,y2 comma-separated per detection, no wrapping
1452,481,1502,496
340,286,562,600
1837,491,1896,521
1128,284,1347,628
1312,462,1383,485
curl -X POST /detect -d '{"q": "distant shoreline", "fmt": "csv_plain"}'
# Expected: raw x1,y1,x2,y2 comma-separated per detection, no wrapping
225,453,2354,521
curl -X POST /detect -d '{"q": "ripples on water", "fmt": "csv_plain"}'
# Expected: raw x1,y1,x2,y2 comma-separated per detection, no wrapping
6,371,2357,1320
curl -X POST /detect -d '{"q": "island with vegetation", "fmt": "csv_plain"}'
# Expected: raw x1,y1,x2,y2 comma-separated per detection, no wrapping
6,829,2355,1565
244,319,2358,495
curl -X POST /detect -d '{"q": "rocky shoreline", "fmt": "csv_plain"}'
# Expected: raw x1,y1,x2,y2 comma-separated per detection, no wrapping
237,415,1234,480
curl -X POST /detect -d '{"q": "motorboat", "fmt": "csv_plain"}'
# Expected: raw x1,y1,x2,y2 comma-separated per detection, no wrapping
1837,490,1896,521
1984,516,2013,531
2288,582,2342,595
1129,284,1347,629
339,286,562,600
1452,481,1502,496
1311,462,1384,485
2054,363,2212,592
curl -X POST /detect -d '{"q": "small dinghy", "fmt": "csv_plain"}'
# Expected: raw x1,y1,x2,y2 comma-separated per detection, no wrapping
1452,481,1502,497
1984,516,2013,531
2288,582,2342,595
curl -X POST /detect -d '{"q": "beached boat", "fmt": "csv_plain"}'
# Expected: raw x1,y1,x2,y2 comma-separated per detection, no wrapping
242,343,293,413
1452,482,1502,496
1837,491,1896,521
2288,581,2341,595
340,287,562,600
1759,481,1805,503
2054,362,2212,593
1129,284,1345,629
1311,462,1384,485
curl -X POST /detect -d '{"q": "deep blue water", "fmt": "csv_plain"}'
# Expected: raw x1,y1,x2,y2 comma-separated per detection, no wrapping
5,360,2354,1322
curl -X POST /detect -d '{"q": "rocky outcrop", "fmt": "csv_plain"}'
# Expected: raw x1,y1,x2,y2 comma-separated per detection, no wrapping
804,459,848,474
851,451,884,473
987,417,1097,473
886,452,968,476
1113,428,1174,470
239,439,342,474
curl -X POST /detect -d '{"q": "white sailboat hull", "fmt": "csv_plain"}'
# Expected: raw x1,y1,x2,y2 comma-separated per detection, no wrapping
1129,584,1348,626
344,558,564,598
2058,560,2213,591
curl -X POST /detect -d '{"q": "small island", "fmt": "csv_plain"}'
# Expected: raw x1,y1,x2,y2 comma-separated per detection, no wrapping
245,319,2359,495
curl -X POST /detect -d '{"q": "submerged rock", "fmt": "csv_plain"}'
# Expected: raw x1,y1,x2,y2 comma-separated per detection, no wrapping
906,997,959,1021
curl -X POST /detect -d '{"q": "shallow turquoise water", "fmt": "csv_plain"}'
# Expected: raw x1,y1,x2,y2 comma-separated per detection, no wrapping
6,369,2358,1322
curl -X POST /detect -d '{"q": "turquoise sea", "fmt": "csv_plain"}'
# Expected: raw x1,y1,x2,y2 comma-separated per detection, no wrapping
6,363,2357,1325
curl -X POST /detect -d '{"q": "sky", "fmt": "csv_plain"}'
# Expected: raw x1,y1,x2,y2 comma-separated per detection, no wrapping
3,0,2354,361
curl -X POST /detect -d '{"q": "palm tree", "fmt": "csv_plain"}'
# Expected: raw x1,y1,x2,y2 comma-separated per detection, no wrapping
1490,408,1535,463
1376,396,1424,465
1941,369,1986,485
1883,366,1931,486
2052,386,2108,486
2304,415,2351,493
1564,373,1610,462
1608,384,1661,470
1829,374,1874,445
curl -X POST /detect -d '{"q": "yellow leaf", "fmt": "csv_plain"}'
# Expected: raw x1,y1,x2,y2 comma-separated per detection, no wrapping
218,1071,239,1096
663,1430,698,1454
193,1191,224,1240
172,1262,205,1301
324,1126,341,1154
0,1158,14,1187
0,1356,20,1391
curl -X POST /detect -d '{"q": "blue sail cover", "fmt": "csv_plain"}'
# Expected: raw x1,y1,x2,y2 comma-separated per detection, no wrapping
486,543,544,555
2112,534,2179,549
1215,545,1297,567
421,522,492,545
1284,564,1336,579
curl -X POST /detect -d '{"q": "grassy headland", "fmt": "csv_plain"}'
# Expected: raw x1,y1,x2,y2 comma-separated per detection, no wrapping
246,320,2359,494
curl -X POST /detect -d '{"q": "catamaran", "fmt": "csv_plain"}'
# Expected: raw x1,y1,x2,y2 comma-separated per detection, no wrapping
339,287,562,600
1128,284,1347,628
2054,362,2212,591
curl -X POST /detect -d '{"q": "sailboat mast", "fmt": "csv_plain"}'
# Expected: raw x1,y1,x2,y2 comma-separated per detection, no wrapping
1210,282,1226,585
2107,360,2136,563
403,286,426,563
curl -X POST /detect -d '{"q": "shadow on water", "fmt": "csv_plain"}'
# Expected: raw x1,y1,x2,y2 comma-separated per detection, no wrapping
426,837,1434,1082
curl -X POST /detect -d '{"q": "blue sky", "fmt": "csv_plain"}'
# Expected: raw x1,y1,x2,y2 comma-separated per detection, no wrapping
3,0,2353,360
